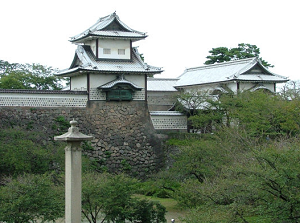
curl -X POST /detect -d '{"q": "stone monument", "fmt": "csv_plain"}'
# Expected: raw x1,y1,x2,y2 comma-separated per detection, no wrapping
54,119,93,223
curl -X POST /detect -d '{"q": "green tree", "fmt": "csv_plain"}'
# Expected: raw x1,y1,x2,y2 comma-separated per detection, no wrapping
175,90,211,116
177,90,300,138
280,80,300,100
82,172,167,223
205,43,274,68
0,129,64,177
81,172,110,222
204,47,231,64
0,174,64,223
251,140,300,222
230,91,300,138
0,60,67,90
169,125,300,222
175,90,223,133
169,137,230,184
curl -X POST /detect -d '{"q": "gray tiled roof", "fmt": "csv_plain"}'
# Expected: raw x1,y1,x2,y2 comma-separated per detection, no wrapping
147,78,179,92
56,46,162,76
70,12,147,43
174,57,288,87
150,111,184,116
98,74,142,90
0,89,87,94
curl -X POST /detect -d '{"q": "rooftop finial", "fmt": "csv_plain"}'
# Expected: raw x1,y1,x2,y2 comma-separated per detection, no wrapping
70,119,77,127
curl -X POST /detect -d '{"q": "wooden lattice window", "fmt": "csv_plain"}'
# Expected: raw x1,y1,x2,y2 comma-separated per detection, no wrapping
106,89,132,101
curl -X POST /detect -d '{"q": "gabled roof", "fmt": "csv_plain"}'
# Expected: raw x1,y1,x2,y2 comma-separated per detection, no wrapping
56,45,162,77
98,74,142,91
147,78,179,92
174,57,288,88
70,12,147,43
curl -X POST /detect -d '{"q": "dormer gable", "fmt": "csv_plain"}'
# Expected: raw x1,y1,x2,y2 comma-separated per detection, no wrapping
98,74,142,101
102,18,129,32
69,12,148,61
244,64,270,75
70,12,147,44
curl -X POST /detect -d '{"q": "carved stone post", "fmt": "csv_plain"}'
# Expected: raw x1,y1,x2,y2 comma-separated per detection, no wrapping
54,119,93,223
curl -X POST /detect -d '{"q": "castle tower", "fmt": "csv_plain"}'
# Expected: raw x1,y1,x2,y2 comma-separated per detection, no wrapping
56,12,164,177
57,12,163,101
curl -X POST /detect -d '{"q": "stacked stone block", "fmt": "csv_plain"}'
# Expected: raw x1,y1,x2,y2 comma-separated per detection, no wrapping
0,101,163,178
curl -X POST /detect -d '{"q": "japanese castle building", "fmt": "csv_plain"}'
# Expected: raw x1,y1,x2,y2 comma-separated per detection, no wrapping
147,57,289,111
56,12,163,102
55,12,288,113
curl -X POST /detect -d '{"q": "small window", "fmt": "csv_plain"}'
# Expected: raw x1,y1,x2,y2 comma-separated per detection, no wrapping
118,49,125,55
103,48,111,54
107,89,132,101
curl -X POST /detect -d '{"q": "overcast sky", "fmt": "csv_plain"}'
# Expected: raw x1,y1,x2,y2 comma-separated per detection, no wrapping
1,0,299,81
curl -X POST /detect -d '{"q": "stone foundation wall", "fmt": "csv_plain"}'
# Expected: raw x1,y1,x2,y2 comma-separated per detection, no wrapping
0,101,164,178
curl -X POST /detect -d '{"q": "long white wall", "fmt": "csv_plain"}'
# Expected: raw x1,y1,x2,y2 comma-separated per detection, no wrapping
150,111,187,130
0,91,88,107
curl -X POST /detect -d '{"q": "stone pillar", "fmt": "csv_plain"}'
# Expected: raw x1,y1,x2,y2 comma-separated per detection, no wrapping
54,119,93,223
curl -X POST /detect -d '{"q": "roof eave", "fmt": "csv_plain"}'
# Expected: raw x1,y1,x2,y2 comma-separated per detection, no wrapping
56,68,163,77
174,80,232,88
69,34,147,43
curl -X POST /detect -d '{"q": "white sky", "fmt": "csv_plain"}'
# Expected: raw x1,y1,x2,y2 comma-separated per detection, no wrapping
0,0,299,81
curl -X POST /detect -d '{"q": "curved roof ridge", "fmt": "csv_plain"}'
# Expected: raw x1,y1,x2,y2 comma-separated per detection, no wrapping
255,58,286,78
70,12,146,42
113,13,146,35
186,57,256,72
75,45,98,69
229,57,258,78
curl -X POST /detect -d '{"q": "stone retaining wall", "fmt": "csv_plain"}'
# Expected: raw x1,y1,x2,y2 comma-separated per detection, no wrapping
0,101,164,178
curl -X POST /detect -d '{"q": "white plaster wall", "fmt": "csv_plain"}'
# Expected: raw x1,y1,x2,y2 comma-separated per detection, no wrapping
89,74,114,88
240,82,274,92
180,81,276,95
132,89,145,100
86,40,97,55
183,84,218,94
126,74,145,88
98,39,131,60
0,93,88,107
227,82,275,93
87,74,145,89
71,75,87,91
150,113,187,130
226,82,238,92
89,88,106,100
239,82,254,91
